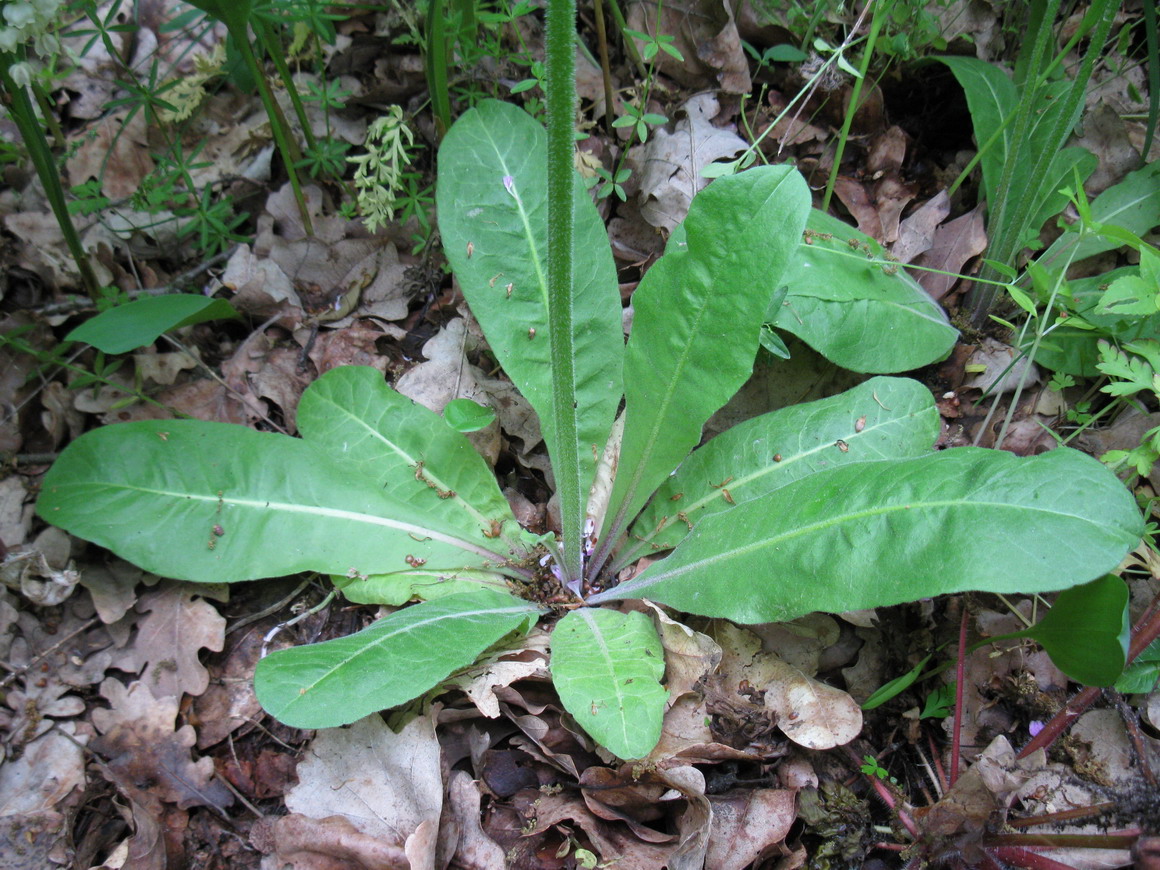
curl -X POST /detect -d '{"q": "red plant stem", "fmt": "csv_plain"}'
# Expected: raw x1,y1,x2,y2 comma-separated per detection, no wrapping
990,847,1095,870
950,606,968,785
1018,590,1160,759
1006,801,1117,828
989,834,1138,850
867,773,921,840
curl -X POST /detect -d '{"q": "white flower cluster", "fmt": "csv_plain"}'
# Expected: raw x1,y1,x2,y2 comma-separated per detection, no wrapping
1,0,64,86
349,105,415,233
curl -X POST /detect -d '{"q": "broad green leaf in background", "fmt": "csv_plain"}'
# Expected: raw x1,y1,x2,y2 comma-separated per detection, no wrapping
1026,268,1160,376
297,366,543,554
67,294,239,354
1001,574,1130,687
589,448,1143,624
436,99,624,510
614,377,940,571
1096,247,1160,317
443,398,497,432
549,608,668,759
255,588,542,728
935,56,1016,208
1037,160,1160,272
773,210,957,373
1024,147,1097,249
36,420,515,584
602,166,810,543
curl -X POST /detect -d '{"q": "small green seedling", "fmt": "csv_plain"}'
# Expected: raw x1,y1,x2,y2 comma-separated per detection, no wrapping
860,755,897,785
921,683,955,720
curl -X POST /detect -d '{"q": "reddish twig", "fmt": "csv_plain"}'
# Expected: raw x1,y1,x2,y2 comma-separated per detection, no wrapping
950,606,968,785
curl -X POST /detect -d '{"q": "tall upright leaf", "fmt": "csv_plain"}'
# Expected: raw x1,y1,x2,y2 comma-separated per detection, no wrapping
36,420,516,584
590,448,1143,624
600,166,810,547
436,100,624,527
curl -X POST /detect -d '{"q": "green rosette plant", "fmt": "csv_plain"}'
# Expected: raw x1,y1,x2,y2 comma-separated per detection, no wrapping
38,1,1143,760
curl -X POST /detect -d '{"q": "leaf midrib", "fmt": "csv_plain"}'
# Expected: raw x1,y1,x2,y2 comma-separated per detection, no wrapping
62,480,504,561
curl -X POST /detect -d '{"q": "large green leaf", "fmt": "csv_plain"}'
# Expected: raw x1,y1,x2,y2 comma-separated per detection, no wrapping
589,447,1143,624
615,377,940,571
67,295,239,354
1005,574,1130,687
549,608,667,760
602,166,810,544
255,588,542,729
36,420,516,584
773,210,957,373
297,366,544,555
436,100,623,513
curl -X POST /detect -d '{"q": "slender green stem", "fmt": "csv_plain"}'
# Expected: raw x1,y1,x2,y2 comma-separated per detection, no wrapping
254,18,316,150
605,0,645,79
425,0,452,137
545,0,582,582
232,29,314,235
1141,0,1158,161
821,0,889,213
593,0,616,135
0,55,102,297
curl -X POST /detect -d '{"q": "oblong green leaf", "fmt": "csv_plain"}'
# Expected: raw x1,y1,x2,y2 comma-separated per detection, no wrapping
549,608,667,759
773,210,957,373
617,377,939,570
297,366,543,555
1008,574,1130,687
436,99,624,512
67,295,239,354
935,55,1017,207
255,588,542,729
603,166,811,541
589,447,1143,625
37,420,517,584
